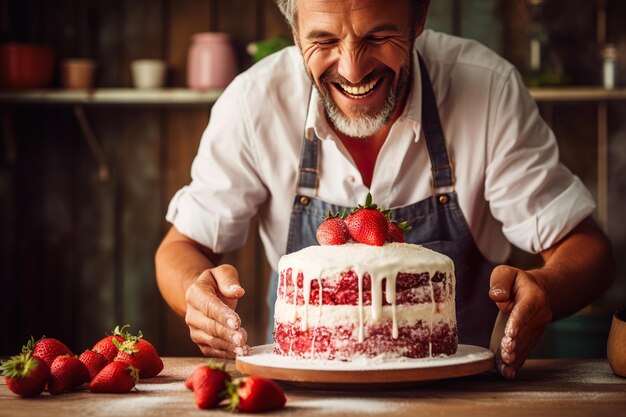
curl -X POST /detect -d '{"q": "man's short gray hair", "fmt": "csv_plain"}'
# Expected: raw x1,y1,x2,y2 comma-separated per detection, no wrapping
274,0,428,32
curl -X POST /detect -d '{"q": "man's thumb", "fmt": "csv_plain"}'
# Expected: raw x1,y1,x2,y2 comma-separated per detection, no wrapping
489,265,517,304
212,264,245,299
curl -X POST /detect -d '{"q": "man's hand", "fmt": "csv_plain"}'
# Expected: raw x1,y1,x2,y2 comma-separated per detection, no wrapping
489,265,553,379
184,264,250,359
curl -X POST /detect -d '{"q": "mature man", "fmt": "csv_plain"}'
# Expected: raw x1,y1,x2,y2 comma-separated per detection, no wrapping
155,0,614,379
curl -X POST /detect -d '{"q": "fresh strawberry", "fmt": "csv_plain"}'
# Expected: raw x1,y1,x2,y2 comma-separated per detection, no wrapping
79,349,108,381
0,352,50,397
92,324,133,362
48,355,90,395
345,193,389,246
89,361,139,393
186,361,231,409
226,376,286,413
316,210,350,245
386,220,412,243
22,336,73,368
113,337,163,378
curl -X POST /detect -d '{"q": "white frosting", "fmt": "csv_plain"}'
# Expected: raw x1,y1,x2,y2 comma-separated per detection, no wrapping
275,242,456,355
278,243,454,277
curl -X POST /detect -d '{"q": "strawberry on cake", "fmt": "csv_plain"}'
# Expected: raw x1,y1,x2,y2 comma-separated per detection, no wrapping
273,194,458,361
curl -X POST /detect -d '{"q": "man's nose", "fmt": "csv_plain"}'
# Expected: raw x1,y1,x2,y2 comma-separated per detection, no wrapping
337,43,371,84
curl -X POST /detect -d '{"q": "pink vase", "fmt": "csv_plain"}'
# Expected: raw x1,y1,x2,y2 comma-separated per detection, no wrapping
187,32,238,90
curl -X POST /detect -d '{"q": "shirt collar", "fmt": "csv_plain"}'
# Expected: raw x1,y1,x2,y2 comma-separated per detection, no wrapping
304,49,423,142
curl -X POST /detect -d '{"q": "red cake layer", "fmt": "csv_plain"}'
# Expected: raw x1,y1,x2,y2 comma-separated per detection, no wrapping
274,320,457,360
278,269,453,306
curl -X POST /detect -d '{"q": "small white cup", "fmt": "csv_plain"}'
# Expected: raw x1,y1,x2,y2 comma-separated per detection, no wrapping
130,59,167,89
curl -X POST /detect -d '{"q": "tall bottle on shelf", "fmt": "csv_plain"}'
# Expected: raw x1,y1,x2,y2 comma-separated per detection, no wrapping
601,44,617,89
523,0,564,87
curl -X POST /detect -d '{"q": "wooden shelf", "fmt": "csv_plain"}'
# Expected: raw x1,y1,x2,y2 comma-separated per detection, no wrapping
1,87,625,106
529,87,626,102
0,88,222,105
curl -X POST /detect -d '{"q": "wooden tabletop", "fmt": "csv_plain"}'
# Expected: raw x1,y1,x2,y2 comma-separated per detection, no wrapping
1,357,625,417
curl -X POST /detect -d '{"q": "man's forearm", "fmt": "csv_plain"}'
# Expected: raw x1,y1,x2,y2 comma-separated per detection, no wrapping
531,216,615,321
155,227,219,317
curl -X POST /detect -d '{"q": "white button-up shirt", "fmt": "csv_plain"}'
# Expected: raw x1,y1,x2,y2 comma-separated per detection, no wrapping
166,29,595,269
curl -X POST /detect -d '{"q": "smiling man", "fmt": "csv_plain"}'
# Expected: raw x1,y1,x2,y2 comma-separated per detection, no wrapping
155,0,614,379
300,2,413,137
297,0,420,187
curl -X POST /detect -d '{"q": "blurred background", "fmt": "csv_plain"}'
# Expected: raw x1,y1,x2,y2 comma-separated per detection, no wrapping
0,0,625,358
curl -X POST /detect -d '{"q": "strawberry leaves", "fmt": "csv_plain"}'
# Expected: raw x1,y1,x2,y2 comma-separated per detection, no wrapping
0,352,50,397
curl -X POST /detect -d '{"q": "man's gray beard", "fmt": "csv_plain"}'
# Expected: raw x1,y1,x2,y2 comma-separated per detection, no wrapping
322,91,396,138
311,60,412,139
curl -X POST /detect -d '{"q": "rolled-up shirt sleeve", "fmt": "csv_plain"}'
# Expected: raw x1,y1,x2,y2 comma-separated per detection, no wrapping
485,68,595,253
166,74,268,253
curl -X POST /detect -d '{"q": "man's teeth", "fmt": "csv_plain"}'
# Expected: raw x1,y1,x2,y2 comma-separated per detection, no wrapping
339,79,378,96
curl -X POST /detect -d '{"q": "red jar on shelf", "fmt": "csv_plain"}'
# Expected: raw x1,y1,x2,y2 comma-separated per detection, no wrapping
0,43,55,89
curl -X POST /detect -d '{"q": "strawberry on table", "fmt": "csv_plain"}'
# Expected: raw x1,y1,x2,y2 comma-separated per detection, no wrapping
316,210,351,246
186,361,231,409
184,372,195,390
92,324,133,362
89,361,139,393
0,352,50,398
79,349,109,381
346,193,389,246
48,355,90,395
226,376,286,413
22,336,73,368
113,337,163,378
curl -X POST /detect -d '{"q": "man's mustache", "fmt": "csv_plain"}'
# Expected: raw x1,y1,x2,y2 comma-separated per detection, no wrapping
320,68,392,87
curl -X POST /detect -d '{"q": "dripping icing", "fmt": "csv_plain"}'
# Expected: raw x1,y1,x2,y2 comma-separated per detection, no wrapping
428,272,434,357
277,243,455,352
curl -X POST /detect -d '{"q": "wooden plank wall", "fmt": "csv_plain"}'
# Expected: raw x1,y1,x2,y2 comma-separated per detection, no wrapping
0,0,625,358
0,0,288,356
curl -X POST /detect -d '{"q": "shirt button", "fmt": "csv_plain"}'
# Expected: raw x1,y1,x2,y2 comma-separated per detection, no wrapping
438,194,449,205
300,196,310,206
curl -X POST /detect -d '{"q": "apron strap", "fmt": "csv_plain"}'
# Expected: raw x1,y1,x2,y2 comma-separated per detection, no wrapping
418,54,455,193
296,56,455,195
295,87,319,196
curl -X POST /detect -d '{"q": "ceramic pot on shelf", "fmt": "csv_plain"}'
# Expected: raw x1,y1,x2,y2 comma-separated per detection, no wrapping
187,32,238,90
60,58,96,89
0,43,54,89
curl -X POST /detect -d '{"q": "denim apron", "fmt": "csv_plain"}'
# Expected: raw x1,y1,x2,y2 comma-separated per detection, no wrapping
265,55,499,347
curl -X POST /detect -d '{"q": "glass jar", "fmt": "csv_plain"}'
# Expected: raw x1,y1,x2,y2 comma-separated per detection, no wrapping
601,44,617,89
187,32,238,90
